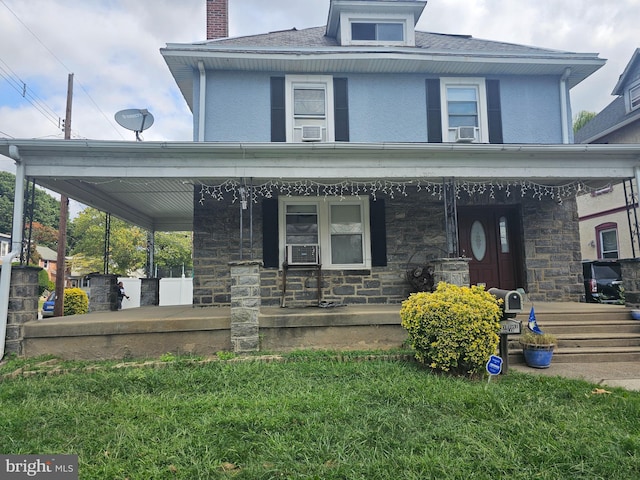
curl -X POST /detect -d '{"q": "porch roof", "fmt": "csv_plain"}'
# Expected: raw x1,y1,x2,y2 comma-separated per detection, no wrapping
1,139,639,232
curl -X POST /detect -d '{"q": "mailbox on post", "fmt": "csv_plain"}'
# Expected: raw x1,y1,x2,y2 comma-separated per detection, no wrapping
489,288,524,373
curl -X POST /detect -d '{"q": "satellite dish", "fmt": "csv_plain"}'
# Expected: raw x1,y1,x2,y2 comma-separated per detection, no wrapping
114,108,154,141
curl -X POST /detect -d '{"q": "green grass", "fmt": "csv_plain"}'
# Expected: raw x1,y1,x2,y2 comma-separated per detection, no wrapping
1,354,639,479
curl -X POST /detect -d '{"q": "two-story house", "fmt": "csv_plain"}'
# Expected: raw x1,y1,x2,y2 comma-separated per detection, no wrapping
160,0,612,305
2,0,639,312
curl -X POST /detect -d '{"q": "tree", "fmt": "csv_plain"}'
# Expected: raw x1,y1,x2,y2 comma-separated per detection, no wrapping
0,172,60,234
69,207,146,276
573,110,597,133
154,232,193,275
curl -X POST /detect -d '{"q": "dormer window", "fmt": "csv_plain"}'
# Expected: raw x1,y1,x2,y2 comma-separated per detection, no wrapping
629,83,640,112
351,22,404,42
326,1,426,47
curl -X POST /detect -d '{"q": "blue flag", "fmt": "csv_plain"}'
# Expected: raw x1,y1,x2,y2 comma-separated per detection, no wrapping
527,306,544,334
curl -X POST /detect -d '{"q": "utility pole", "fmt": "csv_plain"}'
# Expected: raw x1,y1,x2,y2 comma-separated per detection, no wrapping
53,73,73,317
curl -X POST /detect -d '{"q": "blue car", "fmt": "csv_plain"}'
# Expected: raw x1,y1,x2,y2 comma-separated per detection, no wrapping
42,291,56,317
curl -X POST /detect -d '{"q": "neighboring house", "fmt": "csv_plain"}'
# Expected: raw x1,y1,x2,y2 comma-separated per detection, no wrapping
35,245,58,283
2,0,639,308
575,48,640,260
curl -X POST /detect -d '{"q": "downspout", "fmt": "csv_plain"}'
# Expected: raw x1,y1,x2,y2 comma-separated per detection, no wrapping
198,60,206,142
560,67,571,144
0,145,25,360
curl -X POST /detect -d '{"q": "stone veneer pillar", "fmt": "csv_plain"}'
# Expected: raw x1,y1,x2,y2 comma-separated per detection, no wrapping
140,278,160,306
432,258,471,287
229,261,262,353
88,274,118,312
4,266,40,356
619,259,640,308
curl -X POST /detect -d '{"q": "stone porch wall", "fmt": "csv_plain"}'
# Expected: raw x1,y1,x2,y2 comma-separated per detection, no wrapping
193,186,583,306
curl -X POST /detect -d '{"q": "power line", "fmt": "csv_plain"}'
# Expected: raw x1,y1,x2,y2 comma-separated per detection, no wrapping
0,0,126,140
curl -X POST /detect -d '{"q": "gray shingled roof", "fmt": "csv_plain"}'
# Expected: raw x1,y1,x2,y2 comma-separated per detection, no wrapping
197,25,581,58
574,96,640,143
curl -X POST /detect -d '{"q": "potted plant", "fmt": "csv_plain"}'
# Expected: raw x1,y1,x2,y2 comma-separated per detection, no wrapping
519,331,557,368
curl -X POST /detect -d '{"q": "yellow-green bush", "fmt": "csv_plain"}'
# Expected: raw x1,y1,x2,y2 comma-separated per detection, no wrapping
63,288,89,316
400,282,502,375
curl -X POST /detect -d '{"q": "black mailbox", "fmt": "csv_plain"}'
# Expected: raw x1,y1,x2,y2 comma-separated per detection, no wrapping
488,288,524,374
488,288,523,317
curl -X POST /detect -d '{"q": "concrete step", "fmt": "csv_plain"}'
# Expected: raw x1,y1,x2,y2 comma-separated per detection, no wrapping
510,346,640,364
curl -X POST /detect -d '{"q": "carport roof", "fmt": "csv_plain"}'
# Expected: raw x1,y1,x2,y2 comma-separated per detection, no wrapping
1,139,639,232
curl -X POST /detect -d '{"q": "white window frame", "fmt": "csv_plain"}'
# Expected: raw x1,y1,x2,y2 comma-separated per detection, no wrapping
285,75,335,143
628,80,640,113
340,12,415,46
440,77,489,143
597,225,619,259
278,196,371,270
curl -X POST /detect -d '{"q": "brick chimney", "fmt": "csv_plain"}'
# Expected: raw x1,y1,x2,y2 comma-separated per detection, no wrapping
207,0,228,40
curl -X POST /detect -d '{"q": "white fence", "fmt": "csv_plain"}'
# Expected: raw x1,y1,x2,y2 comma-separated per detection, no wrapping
118,277,193,309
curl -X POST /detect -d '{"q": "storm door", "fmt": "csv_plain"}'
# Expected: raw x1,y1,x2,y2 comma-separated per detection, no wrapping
458,206,523,290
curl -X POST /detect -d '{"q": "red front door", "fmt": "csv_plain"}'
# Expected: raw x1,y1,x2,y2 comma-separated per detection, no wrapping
458,207,522,290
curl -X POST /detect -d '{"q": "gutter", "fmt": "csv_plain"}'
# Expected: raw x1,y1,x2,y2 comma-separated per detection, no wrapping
0,145,25,360
197,61,206,142
560,67,571,144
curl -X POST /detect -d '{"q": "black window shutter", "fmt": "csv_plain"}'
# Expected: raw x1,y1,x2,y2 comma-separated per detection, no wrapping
369,198,387,267
262,198,279,267
426,79,443,143
333,78,350,141
270,77,286,142
486,80,503,144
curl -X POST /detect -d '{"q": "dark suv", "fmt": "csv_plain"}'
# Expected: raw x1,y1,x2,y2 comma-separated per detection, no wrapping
582,260,623,304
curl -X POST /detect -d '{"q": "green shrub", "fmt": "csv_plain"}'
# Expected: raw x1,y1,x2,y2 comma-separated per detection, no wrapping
63,288,89,316
400,282,502,375
36,268,51,296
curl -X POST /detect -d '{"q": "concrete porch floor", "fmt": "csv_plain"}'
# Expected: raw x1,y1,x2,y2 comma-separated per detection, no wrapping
14,302,640,390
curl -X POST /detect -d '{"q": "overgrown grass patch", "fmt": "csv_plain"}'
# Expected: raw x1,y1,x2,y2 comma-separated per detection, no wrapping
1,354,639,479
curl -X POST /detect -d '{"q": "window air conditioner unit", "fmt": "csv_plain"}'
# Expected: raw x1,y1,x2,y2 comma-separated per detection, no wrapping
455,126,476,143
301,125,322,142
286,244,319,265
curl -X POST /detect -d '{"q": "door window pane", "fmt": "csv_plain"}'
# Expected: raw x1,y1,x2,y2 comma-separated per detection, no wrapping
499,216,510,253
470,220,486,261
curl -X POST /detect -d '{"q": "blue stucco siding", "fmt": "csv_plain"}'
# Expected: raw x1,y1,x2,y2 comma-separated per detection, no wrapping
197,71,272,141
348,74,428,142
194,70,567,144
499,76,563,143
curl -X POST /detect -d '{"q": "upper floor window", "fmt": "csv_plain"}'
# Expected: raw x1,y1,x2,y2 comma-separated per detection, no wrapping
286,75,335,142
629,83,640,112
440,77,489,143
351,22,404,42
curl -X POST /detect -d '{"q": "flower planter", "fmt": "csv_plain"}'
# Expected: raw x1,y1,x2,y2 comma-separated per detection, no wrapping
522,344,555,369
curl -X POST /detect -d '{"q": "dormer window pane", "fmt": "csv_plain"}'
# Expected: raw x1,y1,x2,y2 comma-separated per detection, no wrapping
352,23,376,40
352,22,404,42
294,88,325,117
631,84,640,111
377,23,403,41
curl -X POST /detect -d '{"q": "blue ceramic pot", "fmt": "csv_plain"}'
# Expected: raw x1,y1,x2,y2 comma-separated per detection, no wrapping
523,347,554,369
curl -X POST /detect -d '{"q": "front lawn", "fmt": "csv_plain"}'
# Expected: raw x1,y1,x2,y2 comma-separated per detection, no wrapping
1,354,638,479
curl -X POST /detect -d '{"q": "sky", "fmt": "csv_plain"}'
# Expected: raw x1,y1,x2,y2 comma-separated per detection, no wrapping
0,0,638,174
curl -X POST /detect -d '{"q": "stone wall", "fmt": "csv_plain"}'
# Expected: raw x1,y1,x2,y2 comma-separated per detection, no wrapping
4,266,40,356
520,196,583,301
193,185,583,306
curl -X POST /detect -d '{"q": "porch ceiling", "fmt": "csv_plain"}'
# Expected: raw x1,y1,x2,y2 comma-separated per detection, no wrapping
1,140,639,232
